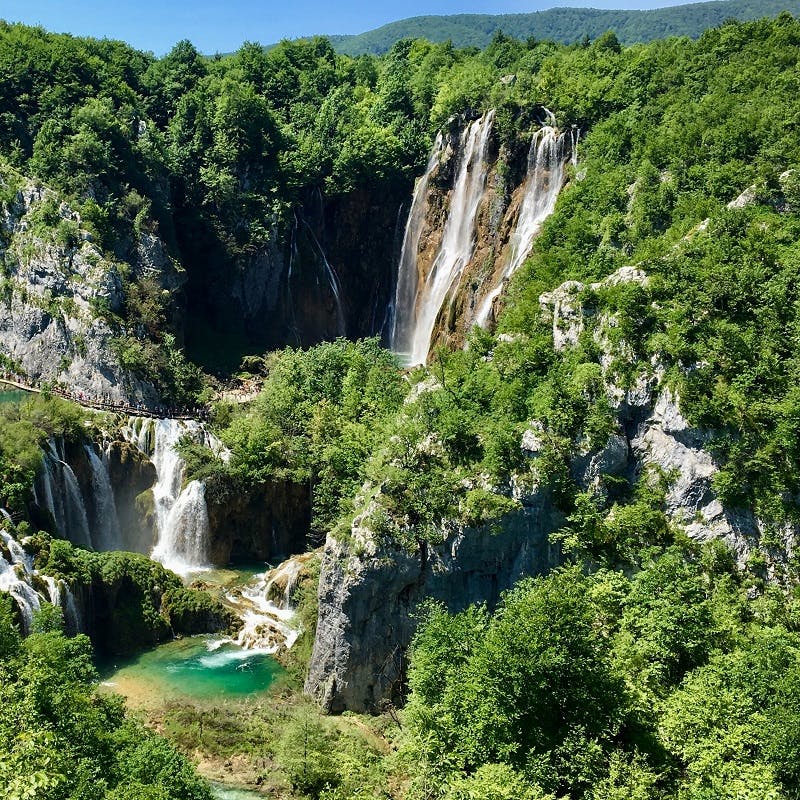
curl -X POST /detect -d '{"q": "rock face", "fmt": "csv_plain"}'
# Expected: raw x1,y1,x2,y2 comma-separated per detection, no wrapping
306,493,564,713
205,479,311,564
0,177,182,403
184,184,409,362
307,264,795,713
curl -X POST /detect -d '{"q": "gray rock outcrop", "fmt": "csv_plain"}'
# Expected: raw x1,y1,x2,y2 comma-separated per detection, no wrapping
0,175,181,403
306,492,564,712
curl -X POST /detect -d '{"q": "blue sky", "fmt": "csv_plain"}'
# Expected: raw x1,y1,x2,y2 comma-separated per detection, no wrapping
2,0,699,55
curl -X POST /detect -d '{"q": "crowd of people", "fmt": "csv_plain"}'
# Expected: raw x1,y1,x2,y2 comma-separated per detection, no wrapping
0,368,209,420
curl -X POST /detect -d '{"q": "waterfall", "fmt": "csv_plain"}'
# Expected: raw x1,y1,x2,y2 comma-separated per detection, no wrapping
35,442,93,549
392,110,495,365
302,220,347,337
84,444,122,551
473,112,571,329
123,418,223,576
151,480,211,576
216,554,312,652
0,529,43,635
42,575,81,633
0,526,83,636
391,132,445,355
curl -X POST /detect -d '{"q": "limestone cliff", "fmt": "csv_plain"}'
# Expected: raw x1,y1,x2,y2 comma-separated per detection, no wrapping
0,173,183,402
307,265,795,713
306,495,564,712
184,184,409,364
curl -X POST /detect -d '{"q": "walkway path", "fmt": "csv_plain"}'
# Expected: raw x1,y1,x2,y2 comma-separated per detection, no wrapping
0,376,207,420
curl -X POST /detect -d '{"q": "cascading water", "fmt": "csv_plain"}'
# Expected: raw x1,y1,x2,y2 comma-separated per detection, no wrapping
217,554,312,652
124,418,227,576
473,111,571,329
151,480,211,576
34,441,92,549
392,110,495,365
84,444,122,551
390,132,445,354
0,526,80,635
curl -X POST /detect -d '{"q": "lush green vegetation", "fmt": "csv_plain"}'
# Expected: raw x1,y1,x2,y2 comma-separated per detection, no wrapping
400,540,800,800
13,530,230,654
0,395,89,512
4,10,800,800
0,595,212,800
325,0,800,55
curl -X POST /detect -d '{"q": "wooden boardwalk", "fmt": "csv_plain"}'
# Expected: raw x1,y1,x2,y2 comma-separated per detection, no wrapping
0,377,206,420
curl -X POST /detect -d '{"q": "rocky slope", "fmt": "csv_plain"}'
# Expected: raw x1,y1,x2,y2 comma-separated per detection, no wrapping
0,171,182,403
307,265,794,713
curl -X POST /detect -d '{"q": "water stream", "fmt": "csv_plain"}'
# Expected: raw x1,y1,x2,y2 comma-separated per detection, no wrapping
392,110,495,365
473,111,571,328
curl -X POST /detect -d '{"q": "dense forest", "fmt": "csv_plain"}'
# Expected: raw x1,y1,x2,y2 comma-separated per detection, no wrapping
326,0,800,55
3,7,800,800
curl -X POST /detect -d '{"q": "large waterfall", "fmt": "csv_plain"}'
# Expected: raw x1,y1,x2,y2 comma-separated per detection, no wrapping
392,110,495,365
390,132,445,356
473,113,572,329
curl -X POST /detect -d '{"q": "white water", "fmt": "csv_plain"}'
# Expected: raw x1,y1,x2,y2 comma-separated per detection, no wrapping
391,132,445,356
84,444,122,551
216,555,309,653
123,418,226,576
152,480,211,576
393,110,495,365
0,527,80,635
473,112,570,329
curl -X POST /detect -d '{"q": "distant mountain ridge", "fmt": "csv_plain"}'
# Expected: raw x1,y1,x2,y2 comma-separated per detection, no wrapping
320,0,800,55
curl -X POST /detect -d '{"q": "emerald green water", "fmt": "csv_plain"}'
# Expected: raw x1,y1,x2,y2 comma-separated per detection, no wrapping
100,636,283,705
0,389,26,404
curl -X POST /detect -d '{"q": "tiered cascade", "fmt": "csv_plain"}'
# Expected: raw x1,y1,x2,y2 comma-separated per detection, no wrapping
391,110,495,365
123,418,226,576
0,524,80,634
218,553,314,652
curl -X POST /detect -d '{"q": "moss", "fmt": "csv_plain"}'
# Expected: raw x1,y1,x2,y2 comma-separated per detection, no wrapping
161,587,237,635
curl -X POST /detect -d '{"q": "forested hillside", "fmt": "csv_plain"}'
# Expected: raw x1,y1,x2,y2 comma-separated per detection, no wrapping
3,9,800,800
325,0,800,55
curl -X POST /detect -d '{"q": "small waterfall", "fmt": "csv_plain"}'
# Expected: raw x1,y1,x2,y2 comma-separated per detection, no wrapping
302,220,347,338
0,528,42,635
473,111,571,329
391,133,445,354
84,444,122,551
123,418,224,576
0,526,83,635
393,111,495,365
218,554,312,652
60,460,92,549
41,574,81,633
151,480,211,576
35,442,92,549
